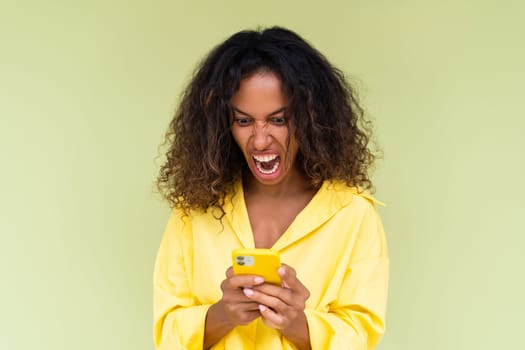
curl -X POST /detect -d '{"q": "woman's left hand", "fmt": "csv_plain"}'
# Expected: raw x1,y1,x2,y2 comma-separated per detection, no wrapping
242,263,310,330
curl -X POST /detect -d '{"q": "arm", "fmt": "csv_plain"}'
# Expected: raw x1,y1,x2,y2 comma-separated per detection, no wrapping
153,212,211,350
242,202,388,349
203,302,233,349
305,202,389,349
153,212,267,350
305,256,389,349
203,269,265,349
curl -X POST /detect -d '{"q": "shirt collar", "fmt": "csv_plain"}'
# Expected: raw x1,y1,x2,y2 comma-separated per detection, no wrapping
223,179,383,251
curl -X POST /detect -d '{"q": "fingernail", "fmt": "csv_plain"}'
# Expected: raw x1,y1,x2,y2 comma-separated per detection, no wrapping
243,288,254,297
278,267,285,276
254,277,264,284
258,304,267,312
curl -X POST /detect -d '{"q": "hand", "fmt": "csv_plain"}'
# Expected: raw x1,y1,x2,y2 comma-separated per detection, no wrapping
243,264,310,330
217,266,266,326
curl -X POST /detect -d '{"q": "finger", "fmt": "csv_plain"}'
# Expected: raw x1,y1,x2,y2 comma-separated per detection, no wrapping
225,307,261,326
251,283,295,305
230,274,265,288
243,302,263,311
221,280,263,303
243,287,289,313
278,264,307,294
226,267,267,285
258,304,284,329
227,300,261,312
225,266,234,278
221,290,261,304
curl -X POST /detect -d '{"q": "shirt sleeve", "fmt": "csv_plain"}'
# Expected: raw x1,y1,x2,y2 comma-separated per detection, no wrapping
153,210,211,350
304,200,389,350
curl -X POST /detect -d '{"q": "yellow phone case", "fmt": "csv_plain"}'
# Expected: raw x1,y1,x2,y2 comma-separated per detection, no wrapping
232,248,281,285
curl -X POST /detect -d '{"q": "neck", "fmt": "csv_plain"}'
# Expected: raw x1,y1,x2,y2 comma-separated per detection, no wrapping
242,166,315,198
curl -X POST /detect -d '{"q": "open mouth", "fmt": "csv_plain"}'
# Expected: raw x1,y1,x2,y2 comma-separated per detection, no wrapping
253,154,280,175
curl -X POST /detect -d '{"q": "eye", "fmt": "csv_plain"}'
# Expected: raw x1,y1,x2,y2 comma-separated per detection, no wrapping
234,117,253,126
270,116,287,125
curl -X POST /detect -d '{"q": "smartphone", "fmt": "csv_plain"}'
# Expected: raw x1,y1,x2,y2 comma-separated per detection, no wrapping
232,248,281,285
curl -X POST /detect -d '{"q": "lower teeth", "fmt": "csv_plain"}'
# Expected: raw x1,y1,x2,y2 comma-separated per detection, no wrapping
256,160,279,174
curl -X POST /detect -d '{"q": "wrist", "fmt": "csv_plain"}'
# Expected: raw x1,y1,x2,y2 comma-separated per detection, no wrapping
204,301,235,349
281,311,311,350
209,300,235,328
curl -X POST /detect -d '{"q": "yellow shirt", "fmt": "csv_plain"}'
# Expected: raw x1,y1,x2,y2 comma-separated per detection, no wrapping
153,180,389,349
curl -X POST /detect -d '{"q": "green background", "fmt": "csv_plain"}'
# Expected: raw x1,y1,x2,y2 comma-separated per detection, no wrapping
1,1,524,349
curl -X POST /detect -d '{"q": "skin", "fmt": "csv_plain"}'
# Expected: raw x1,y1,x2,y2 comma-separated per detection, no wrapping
230,70,300,189
203,71,313,350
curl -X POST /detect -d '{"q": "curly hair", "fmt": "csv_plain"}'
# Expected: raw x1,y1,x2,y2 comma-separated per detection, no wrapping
157,26,377,214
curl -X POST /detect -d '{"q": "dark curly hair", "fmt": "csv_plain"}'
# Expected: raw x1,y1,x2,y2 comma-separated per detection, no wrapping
157,26,377,214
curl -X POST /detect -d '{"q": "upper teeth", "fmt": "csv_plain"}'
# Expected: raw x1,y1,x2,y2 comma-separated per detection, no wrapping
253,154,278,162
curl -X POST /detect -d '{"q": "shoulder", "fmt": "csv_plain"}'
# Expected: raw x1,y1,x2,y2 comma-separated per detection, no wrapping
322,180,385,210
165,203,230,241
324,181,388,259
161,208,192,242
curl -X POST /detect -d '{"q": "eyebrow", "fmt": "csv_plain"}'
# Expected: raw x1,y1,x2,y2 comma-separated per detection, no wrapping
233,107,287,118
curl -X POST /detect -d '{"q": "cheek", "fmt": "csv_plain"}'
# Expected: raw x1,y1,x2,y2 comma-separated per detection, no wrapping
274,128,291,146
231,128,249,149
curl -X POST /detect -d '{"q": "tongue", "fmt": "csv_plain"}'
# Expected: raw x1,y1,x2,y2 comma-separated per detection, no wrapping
260,159,277,170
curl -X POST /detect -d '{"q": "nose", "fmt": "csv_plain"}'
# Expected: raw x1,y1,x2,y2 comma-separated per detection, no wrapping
252,122,272,150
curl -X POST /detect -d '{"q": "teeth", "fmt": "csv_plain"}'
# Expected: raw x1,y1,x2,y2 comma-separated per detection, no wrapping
252,154,280,175
255,160,280,174
253,154,278,162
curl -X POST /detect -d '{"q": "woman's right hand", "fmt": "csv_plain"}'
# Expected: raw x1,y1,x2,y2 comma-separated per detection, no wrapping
204,267,265,349
218,266,265,326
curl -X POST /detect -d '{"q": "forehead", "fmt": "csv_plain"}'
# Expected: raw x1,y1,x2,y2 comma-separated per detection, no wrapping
231,72,287,115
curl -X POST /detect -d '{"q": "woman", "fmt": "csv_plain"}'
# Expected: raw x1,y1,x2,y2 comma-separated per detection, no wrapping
154,27,388,350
